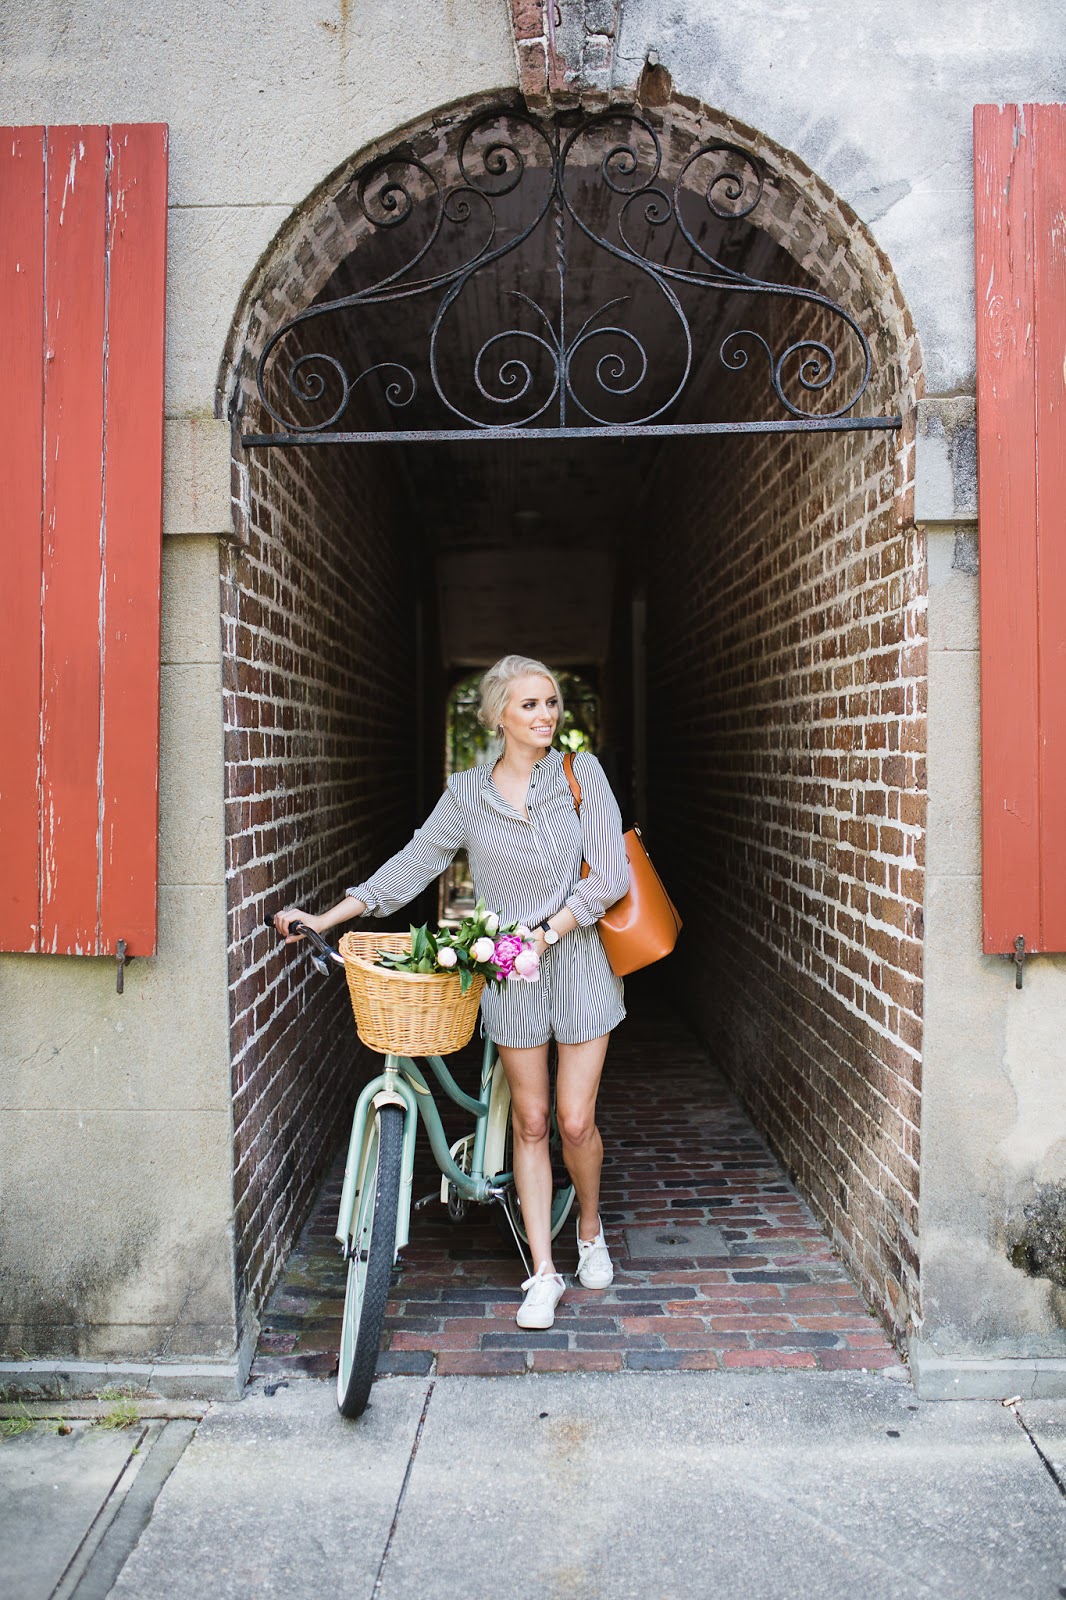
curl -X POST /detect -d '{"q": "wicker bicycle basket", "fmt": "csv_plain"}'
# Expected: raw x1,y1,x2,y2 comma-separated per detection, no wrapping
338,931,486,1056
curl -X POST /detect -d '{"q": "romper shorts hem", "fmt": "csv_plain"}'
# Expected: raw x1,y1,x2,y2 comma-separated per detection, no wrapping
479,926,625,1050
487,1003,627,1050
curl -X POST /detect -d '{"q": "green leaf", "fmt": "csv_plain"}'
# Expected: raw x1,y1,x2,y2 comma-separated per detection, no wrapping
459,967,472,995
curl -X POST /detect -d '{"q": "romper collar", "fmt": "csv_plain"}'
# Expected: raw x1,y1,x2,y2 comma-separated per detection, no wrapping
477,745,563,814
476,744,563,772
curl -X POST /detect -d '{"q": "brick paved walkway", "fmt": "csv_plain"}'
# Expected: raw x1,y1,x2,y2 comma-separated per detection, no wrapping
251,985,903,1382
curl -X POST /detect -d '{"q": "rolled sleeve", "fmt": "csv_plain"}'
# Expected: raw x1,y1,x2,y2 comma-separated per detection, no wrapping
563,754,630,926
345,784,466,918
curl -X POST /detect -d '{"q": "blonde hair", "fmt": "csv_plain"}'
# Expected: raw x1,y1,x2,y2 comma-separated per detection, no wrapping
477,655,564,746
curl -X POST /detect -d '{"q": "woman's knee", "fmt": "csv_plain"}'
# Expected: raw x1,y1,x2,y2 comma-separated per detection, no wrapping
511,1105,551,1144
557,1109,598,1148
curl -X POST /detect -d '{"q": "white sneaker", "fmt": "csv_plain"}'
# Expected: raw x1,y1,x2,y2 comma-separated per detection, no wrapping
516,1262,566,1329
576,1220,614,1289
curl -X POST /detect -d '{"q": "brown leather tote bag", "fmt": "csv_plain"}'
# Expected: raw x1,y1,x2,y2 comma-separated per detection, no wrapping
562,752,682,977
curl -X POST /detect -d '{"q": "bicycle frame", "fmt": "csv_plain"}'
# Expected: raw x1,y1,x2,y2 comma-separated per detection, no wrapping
335,1033,513,1259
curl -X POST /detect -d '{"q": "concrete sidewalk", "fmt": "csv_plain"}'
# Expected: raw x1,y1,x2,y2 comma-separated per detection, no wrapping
4,1371,1066,1599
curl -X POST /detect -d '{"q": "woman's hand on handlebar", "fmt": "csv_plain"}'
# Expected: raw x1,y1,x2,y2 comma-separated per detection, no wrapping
274,907,322,943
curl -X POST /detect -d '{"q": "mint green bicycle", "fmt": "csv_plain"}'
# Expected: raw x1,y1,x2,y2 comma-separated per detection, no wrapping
288,921,575,1418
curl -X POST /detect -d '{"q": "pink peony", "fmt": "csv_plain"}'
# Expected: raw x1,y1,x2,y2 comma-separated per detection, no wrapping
436,945,458,969
512,947,540,982
471,936,496,964
492,934,524,981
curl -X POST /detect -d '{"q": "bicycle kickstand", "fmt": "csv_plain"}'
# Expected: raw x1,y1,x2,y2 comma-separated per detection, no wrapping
489,1188,533,1280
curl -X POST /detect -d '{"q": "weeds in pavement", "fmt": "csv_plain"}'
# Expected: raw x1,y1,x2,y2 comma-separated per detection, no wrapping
1,1405,35,1440
95,1387,140,1430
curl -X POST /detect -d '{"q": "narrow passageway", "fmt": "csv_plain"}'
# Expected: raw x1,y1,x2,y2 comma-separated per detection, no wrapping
227,99,924,1355
251,983,902,1385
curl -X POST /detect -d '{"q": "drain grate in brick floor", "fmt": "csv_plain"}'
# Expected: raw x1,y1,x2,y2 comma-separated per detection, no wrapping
251,988,903,1381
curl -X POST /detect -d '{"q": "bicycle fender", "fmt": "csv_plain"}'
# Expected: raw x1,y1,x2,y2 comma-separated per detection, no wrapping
371,1088,408,1112
336,1078,418,1254
482,1057,512,1178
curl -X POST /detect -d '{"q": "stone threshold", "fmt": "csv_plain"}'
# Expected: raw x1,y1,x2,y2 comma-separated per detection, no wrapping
909,1345,1066,1399
0,1395,209,1420
0,1349,251,1403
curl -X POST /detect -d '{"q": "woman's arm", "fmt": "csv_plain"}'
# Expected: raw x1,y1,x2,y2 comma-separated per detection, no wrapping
274,895,366,942
563,753,630,927
274,785,466,942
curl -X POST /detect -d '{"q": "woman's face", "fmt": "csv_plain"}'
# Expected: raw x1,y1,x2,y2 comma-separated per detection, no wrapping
499,674,559,753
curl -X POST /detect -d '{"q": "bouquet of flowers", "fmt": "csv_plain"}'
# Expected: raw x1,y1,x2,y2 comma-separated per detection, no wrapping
374,898,540,996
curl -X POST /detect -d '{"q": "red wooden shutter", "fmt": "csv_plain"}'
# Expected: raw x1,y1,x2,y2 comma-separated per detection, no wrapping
0,124,168,957
974,103,1066,956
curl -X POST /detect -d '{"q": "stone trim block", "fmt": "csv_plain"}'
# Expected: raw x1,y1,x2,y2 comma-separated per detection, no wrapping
163,417,235,538
914,397,977,525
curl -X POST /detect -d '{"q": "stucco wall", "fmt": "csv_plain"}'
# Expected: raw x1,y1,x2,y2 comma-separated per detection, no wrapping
615,0,1066,393
917,502,1066,1389
0,513,234,1366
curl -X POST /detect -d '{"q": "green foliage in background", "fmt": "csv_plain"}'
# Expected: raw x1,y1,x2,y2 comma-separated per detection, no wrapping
447,668,599,775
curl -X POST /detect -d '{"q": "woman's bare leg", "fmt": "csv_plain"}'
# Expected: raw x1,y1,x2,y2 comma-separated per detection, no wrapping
496,1042,555,1274
556,1033,611,1241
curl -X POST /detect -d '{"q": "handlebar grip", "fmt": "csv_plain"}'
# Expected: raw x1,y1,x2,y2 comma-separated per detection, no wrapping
264,911,345,969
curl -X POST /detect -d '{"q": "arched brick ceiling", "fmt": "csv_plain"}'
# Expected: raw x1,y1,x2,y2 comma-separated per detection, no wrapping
288,120,827,666
232,99,915,670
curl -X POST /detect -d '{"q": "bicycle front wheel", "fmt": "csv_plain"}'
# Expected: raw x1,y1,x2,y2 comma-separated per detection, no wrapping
337,1103,403,1419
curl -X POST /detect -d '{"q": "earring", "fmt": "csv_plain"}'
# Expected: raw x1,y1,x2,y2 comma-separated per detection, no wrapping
496,724,503,737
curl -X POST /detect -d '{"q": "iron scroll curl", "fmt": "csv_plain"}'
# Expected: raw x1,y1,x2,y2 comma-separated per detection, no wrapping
243,106,897,445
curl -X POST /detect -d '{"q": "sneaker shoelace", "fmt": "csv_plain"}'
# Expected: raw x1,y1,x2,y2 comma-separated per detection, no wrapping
521,1264,564,1300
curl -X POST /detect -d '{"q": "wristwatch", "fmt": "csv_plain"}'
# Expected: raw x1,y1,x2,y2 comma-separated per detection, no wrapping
540,921,560,945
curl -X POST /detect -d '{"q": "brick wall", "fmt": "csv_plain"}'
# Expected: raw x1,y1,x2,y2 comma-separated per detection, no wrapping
221,441,419,1331
645,398,925,1344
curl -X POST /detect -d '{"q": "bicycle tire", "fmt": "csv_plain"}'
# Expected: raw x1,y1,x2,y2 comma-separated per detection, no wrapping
336,1103,404,1419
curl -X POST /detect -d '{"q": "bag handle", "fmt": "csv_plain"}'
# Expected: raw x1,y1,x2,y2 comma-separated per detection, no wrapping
562,751,582,814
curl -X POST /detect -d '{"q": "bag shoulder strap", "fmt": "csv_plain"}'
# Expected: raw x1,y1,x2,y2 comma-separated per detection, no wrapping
562,751,582,814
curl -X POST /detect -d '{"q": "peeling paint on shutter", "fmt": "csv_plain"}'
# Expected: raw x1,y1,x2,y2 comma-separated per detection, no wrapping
0,124,168,957
0,127,47,953
975,104,1066,956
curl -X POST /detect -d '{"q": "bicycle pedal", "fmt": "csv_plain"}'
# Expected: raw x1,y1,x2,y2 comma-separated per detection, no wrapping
414,1190,441,1211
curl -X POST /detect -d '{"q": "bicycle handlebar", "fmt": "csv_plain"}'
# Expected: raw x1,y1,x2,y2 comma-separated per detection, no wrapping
263,913,346,973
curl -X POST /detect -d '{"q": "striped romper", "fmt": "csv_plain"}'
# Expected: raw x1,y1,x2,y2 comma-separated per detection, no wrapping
345,747,629,1048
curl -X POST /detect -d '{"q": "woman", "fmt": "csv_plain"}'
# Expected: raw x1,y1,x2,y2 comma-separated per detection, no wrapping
274,654,629,1331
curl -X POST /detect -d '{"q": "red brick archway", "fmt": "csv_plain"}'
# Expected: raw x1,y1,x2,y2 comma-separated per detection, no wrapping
218,90,923,1355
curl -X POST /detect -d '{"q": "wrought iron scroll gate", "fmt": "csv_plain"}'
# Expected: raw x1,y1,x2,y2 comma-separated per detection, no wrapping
240,108,902,448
